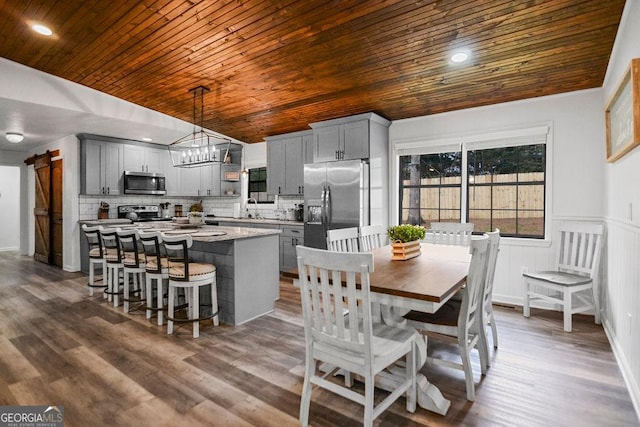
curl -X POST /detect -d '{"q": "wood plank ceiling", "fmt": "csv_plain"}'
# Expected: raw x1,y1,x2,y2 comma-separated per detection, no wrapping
0,0,626,143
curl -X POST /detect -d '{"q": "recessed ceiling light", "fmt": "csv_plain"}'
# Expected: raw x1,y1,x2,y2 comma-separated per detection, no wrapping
451,51,469,63
6,133,24,143
32,24,53,36
141,137,153,142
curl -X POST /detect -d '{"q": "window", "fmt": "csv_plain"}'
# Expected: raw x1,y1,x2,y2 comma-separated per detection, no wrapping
248,167,275,203
396,126,549,239
399,152,462,225
467,144,545,238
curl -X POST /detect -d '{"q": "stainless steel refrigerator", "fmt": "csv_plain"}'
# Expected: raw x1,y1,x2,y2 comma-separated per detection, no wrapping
304,159,369,249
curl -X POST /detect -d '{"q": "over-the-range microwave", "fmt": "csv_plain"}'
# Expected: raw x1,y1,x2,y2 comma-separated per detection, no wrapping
123,171,166,195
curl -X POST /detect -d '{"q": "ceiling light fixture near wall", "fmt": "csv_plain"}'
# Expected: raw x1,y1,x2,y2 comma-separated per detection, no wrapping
32,24,53,36
168,85,237,168
5,133,24,143
141,137,152,142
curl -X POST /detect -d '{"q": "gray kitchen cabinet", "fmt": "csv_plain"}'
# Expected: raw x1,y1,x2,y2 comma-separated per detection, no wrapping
304,132,314,164
81,137,123,195
179,164,220,196
163,150,180,196
280,225,304,272
311,119,368,162
266,130,310,195
123,145,165,173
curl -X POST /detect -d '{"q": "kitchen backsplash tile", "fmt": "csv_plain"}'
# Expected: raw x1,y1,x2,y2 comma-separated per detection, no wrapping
78,195,303,220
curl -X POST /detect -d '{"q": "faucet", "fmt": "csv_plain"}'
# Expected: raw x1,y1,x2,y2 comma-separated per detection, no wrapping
247,198,260,219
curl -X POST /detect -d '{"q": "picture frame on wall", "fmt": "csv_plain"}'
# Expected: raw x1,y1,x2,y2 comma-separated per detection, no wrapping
605,58,640,163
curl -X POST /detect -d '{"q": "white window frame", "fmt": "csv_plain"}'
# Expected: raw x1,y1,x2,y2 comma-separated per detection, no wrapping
390,123,553,242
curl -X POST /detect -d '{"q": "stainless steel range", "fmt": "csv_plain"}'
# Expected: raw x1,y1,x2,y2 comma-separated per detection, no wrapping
117,205,171,222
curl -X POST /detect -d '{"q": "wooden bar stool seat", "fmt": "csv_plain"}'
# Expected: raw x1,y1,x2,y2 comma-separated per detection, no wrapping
162,234,219,338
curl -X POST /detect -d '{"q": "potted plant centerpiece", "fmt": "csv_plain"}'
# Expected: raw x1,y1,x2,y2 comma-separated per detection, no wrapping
188,201,204,225
387,224,426,260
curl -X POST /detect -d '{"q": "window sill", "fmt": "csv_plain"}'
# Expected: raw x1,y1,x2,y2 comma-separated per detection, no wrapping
500,237,551,248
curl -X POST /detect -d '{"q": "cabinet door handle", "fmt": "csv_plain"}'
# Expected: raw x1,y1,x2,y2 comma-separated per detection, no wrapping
101,187,105,194
107,187,110,194
278,186,281,194
146,165,149,172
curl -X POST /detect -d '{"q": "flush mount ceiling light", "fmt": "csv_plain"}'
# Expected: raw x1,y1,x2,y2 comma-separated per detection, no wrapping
5,133,24,143
168,85,237,168
450,50,470,64
32,24,53,36
141,137,152,142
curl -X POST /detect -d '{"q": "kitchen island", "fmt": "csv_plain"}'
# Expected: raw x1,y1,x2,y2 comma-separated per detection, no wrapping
79,221,281,326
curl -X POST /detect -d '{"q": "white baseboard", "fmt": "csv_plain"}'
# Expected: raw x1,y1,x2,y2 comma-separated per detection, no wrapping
602,318,640,423
0,247,19,252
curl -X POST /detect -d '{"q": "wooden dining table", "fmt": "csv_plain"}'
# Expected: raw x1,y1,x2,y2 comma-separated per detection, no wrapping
294,242,472,416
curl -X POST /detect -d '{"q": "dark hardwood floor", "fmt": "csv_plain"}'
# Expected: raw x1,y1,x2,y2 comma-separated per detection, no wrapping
0,252,637,426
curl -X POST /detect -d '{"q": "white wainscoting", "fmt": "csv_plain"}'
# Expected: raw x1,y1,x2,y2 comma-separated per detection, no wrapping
602,218,640,417
490,216,639,417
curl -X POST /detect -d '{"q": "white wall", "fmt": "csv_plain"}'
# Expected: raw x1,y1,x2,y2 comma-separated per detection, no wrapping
0,149,29,255
600,0,640,416
0,166,20,250
390,88,606,306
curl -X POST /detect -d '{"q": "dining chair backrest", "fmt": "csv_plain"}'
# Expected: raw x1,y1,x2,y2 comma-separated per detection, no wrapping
427,222,474,246
461,235,490,329
483,229,501,308
326,227,360,252
556,222,604,279
162,234,193,281
296,245,375,360
82,224,104,258
117,229,144,267
138,231,165,273
359,225,385,252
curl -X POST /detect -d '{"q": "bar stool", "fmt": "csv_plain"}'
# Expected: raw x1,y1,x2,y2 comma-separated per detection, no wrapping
139,231,169,325
100,227,124,307
162,234,219,338
82,224,107,297
117,229,146,313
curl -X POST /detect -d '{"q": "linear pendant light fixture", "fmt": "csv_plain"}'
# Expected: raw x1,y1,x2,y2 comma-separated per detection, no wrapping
168,85,235,168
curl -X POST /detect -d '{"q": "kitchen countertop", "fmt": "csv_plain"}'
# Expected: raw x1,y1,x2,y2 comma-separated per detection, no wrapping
213,217,304,226
131,223,281,242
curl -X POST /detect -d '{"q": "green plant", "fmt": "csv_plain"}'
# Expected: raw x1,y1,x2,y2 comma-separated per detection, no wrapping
387,224,426,243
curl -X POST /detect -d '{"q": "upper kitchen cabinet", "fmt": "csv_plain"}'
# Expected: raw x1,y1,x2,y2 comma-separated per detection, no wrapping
310,113,390,162
80,135,123,195
123,145,165,174
179,164,221,197
266,130,311,196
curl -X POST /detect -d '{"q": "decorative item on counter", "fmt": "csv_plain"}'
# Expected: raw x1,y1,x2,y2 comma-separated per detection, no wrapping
174,204,183,217
387,224,426,261
159,202,171,218
189,201,204,225
98,201,109,219
225,187,234,196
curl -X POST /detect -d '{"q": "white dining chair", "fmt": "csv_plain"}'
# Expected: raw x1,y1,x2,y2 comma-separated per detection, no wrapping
523,222,604,332
403,234,490,401
426,222,474,246
359,224,385,251
326,227,360,252
482,229,501,359
296,245,419,427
